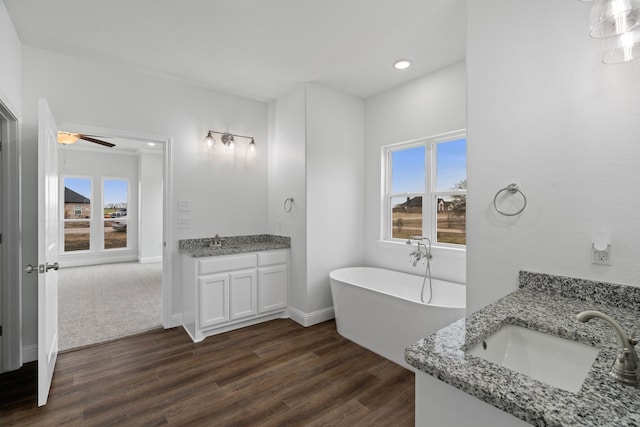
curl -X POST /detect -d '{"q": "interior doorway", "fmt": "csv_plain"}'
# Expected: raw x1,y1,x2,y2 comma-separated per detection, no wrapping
55,123,171,351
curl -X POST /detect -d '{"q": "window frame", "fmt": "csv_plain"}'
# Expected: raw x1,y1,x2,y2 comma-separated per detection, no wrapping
382,129,467,248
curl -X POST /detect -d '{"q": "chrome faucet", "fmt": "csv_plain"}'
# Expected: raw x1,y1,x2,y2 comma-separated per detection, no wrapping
406,236,432,267
576,310,639,387
210,234,222,248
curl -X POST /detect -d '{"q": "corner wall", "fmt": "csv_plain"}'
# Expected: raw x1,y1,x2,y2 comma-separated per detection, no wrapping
0,0,21,114
467,1,640,312
269,83,365,320
138,151,163,263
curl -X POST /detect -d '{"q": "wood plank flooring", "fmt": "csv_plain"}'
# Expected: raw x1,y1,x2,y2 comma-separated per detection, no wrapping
0,319,414,426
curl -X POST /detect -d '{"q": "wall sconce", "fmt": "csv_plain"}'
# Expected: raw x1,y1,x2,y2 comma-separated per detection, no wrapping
204,130,256,153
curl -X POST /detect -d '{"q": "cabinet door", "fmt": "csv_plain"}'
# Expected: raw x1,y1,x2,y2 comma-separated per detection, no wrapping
199,273,229,329
258,265,288,314
230,269,257,320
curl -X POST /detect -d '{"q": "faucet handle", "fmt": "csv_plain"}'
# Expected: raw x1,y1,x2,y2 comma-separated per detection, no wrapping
630,321,640,346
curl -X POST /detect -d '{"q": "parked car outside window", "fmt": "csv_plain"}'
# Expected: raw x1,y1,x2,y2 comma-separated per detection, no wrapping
112,221,127,232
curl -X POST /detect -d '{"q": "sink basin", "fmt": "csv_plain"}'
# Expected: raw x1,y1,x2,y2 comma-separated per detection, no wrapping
468,325,599,392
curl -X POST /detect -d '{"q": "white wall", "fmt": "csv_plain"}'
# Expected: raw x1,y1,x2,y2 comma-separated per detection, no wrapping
306,83,365,313
0,0,21,114
363,62,467,284
20,45,269,358
139,150,163,263
467,1,640,312
268,83,365,316
268,85,307,311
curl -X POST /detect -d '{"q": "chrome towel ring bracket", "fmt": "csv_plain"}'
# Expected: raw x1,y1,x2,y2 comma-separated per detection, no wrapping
283,197,295,213
493,183,527,216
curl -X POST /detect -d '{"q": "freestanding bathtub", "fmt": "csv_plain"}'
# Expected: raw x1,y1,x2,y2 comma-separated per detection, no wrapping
329,267,466,370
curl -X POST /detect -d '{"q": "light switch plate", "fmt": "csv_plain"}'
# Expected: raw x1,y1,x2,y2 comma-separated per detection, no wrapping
178,199,191,211
178,217,191,228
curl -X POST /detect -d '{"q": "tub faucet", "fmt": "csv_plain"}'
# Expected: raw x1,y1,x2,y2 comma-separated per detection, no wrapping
576,310,639,387
407,236,432,267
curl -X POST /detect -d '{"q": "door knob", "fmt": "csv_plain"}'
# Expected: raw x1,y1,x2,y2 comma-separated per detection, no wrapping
46,262,59,272
25,264,37,274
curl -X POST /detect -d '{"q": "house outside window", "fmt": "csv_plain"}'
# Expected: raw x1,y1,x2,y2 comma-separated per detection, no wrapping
383,130,467,247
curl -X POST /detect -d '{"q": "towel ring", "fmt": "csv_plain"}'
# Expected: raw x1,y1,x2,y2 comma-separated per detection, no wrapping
283,197,294,213
493,183,527,216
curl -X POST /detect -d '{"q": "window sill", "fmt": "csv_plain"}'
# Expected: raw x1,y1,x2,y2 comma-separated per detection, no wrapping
375,239,466,258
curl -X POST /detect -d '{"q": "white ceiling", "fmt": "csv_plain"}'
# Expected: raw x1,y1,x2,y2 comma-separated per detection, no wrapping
4,0,466,101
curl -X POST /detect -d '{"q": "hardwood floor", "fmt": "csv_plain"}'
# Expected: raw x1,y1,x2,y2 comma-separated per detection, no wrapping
0,319,414,426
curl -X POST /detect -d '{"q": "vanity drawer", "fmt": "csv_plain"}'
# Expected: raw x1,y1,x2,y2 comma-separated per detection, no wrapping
258,250,288,266
199,254,257,275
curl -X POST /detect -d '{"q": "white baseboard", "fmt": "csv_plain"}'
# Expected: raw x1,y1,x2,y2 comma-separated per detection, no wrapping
22,344,38,364
289,306,335,327
139,256,162,264
164,313,183,329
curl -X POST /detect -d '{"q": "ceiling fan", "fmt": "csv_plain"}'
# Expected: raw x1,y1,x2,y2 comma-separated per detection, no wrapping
57,131,116,148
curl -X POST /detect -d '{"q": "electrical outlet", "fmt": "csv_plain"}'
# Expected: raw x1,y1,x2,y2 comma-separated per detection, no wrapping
592,246,612,266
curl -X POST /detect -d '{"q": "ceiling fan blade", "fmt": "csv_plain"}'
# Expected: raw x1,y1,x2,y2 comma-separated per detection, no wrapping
79,135,116,148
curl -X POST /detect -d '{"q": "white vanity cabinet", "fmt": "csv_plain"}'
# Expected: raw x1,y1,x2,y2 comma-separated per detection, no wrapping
182,249,288,342
257,251,288,313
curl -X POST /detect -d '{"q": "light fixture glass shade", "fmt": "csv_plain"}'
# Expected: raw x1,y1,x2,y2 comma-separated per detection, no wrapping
248,138,256,153
221,134,235,151
602,26,640,62
204,131,216,148
589,0,640,38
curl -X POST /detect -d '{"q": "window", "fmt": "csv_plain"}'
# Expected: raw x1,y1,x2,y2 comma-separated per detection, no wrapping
384,131,466,247
103,179,129,250
63,177,92,252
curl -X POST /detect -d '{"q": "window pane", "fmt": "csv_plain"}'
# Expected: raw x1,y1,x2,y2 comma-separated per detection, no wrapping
391,146,425,193
64,221,90,251
436,138,466,192
64,177,91,219
436,195,466,245
104,179,128,250
104,220,127,249
391,196,422,240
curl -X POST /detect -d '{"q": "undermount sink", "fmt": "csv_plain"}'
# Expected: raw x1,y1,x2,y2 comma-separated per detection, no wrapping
468,325,600,393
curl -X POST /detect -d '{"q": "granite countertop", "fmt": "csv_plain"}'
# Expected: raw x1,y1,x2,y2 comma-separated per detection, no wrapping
178,234,290,257
405,271,640,426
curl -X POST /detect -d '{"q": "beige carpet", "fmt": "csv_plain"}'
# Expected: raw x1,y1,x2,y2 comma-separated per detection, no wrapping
58,261,163,351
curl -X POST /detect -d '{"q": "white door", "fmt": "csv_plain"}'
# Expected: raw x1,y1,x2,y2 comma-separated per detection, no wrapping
37,99,60,406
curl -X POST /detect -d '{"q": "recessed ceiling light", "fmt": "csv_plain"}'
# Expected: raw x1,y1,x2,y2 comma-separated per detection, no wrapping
393,60,411,70
147,142,156,147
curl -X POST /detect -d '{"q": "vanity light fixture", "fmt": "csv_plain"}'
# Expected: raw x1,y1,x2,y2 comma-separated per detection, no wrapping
393,59,412,70
203,130,256,153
